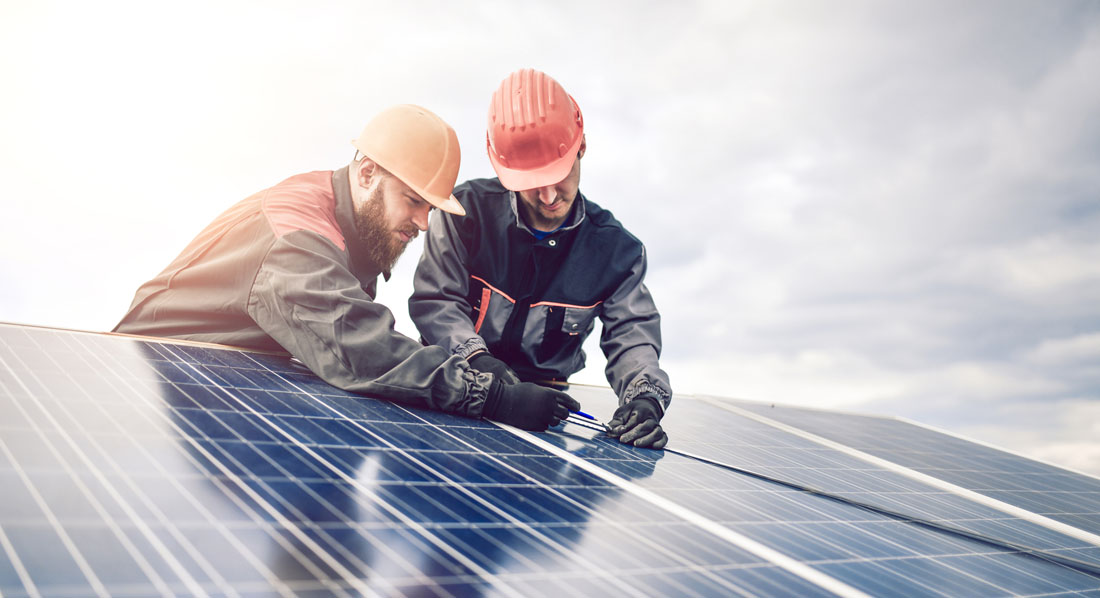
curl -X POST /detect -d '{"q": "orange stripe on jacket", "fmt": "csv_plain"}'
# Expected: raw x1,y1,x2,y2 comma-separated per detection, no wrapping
470,275,516,304
529,300,602,309
473,288,492,334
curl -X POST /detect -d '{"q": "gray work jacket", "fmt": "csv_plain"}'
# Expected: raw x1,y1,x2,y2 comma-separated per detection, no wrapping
114,168,493,416
409,177,671,411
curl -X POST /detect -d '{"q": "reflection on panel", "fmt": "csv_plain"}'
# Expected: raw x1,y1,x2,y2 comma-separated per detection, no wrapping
2,323,1099,597
0,326,811,597
733,400,1100,533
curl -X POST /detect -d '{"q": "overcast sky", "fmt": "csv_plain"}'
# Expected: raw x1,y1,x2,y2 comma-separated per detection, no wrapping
2,0,1098,475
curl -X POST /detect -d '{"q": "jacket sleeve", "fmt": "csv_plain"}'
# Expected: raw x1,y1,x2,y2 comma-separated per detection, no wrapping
599,247,673,413
409,209,487,359
247,230,493,417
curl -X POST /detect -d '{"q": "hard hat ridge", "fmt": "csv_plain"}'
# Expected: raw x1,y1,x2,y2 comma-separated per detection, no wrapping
486,69,584,191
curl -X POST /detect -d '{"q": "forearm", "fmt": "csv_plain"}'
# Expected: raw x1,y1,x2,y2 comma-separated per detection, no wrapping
249,232,492,417
599,252,673,410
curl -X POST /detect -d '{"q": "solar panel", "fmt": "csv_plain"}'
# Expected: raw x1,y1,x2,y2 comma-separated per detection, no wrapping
1,322,1099,597
556,390,1100,594
732,401,1100,534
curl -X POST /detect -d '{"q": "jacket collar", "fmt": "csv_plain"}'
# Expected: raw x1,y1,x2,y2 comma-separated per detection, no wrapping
332,166,391,281
508,189,587,237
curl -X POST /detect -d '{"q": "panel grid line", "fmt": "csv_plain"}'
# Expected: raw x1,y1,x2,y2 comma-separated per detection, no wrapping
0,354,175,598
51,333,369,598
499,424,873,598
703,397,1100,549
58,336,344,598
6,324,1100,597
78,345,374,598
237,352,746,597
158,342,503,598
0,501,41,598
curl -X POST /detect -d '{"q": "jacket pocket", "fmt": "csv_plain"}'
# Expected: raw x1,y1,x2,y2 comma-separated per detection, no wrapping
561,305,598,336
468,275,516,340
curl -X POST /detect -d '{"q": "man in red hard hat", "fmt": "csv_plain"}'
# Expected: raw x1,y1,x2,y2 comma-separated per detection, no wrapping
115,104,579,432
411,70,672,449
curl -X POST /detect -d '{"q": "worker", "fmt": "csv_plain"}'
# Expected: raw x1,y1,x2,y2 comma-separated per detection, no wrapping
114,104,579,432
410,70,671,449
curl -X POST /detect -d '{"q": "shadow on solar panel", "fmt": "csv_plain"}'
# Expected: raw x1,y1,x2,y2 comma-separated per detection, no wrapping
1,323,1099,597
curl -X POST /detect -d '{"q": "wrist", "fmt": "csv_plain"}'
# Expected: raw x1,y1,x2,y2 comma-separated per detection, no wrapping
631,394,662,419
482,378,505,419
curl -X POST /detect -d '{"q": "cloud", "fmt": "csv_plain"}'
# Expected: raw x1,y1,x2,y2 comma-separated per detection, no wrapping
1,0,1098,476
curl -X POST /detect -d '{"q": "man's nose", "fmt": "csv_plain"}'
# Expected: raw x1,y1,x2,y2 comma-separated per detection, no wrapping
537,186,558,205
413,206,430,231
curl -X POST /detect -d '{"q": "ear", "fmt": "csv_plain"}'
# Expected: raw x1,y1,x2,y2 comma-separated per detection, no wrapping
577,134,587,159
355,158,381,188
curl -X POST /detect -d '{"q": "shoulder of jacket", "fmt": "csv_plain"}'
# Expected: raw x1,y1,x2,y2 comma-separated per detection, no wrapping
455,177,510,204
582,198,644,248
451,178,512,222
260,170,346,251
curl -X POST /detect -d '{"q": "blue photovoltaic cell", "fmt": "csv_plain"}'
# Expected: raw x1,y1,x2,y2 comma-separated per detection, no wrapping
656,396,1100,570
733,401,1100,534
0,325,817,598
1,323,1099,597
548,395,1100,597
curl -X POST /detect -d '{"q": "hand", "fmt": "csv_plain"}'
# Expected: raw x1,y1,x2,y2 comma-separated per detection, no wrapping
468,351,521,385
608,395,668,449
483,380,581,431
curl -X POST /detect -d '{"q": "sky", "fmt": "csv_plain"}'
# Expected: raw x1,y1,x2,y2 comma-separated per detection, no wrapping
2,1,1098,475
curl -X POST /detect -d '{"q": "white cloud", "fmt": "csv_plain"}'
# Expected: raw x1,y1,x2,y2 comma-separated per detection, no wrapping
1026,332,1100,367
1,0,1098,476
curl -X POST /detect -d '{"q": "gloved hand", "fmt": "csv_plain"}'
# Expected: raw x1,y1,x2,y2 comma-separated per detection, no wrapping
608,394,668,449
483,379,581,431
468,351,521,385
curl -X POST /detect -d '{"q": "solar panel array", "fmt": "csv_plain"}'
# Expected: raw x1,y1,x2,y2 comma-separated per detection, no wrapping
1,323,1098,597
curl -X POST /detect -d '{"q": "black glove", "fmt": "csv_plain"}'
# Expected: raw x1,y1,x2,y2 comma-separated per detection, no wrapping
483,379,581,431
608,394,668,449
468,351,521,385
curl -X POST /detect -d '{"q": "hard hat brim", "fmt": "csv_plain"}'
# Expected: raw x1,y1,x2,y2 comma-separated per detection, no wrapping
425,192,466,216
488,132,583,192
400,176,466,216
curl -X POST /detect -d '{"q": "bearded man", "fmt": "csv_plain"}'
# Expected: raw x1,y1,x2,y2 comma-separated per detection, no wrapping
114,104,579,431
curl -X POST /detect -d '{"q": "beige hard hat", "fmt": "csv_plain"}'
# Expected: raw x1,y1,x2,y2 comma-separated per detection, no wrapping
351,104,465,216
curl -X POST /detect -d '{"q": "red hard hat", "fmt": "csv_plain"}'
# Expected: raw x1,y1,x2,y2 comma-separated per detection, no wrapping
486,69,584,191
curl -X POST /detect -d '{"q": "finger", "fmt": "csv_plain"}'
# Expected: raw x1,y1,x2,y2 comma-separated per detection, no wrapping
609,410,642,438
606,418,624,437
632,426,667,449
607,413,633,437
549,415,563,428
552,403,570,421
555,393,581,413
622,410,643,431
619,418,657,444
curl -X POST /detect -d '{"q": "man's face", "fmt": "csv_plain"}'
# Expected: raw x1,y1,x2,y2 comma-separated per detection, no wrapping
352,162,432,271
515,145,585,232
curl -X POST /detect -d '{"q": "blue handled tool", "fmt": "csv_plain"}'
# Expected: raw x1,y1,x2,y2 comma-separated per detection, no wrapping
568,410,610,432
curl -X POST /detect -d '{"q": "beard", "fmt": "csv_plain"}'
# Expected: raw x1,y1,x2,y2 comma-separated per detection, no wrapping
353,184,410,273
